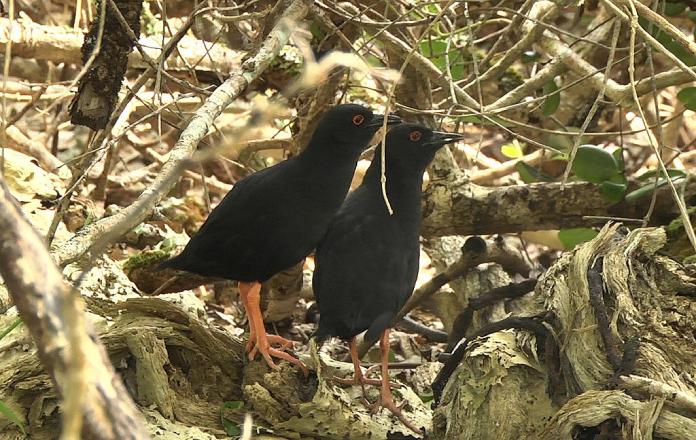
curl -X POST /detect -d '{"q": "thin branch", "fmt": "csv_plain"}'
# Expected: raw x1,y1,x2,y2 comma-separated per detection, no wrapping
52,0,312,266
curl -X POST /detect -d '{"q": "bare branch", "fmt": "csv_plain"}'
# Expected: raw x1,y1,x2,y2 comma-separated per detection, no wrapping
52,0,312,266
0,179,150,439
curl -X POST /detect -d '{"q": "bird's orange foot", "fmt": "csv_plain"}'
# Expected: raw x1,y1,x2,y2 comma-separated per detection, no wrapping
247,332,308,375
246,333,294,355
368,392,422,435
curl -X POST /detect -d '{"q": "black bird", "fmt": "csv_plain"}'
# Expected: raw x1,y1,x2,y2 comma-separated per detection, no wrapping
313,123,463,433
163,104,401,371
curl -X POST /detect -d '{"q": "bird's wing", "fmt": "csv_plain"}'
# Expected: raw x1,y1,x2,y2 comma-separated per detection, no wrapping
314,201,419,340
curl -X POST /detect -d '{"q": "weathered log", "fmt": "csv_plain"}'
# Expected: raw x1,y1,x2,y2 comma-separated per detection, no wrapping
433,224,696,439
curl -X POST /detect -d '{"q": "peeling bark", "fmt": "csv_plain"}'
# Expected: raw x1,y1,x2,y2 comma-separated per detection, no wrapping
422,178,695,237
434,224,696,439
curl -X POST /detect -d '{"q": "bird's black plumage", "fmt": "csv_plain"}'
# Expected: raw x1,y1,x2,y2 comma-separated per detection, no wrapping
312,123,462,433
162,104,398,282
313,124,463,346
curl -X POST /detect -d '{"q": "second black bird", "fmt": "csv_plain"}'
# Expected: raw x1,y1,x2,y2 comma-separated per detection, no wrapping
313,123,463,433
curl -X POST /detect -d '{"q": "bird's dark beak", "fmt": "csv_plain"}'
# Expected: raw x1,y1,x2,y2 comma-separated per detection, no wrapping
367,113,402,128
423,131,464,148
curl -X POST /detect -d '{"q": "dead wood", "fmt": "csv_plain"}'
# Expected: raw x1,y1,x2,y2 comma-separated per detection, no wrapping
0,179,150,439
433,224,696,439
51,0,312,267
0,16,245,73
69,0,144,130
422,178,696,238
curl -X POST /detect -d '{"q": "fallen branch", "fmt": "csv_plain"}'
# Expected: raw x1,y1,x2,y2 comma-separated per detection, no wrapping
0,16,245,73
52,0,312,266
620,374,696,415
0,179,150,439
421,178,695,238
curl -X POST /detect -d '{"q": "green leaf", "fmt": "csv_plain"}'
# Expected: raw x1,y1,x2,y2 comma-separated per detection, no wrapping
688,10,696,23
309,22,326,41
599,181,628,203
0,317,22,341
545,127,589,154
677,87,696,111
571,145,621,184
625,175,686,203
515,161,553,183
501,140,524,158
637,168,687,181
663,2,687,16
419,393,434,403
220,401,244,436
0,400,26,435
639,17,696,66
558,228,599,250
521,50,540,63
541,80,560,116
419,40,464,81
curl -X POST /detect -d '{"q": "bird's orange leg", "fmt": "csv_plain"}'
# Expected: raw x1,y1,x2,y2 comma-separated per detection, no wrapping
238,282,257,353
334,337,383,398
239,281,307,374
367,329,422,435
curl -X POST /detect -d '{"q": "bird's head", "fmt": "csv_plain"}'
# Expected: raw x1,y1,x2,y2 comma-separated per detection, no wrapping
314,104,401,152
383,123,464,172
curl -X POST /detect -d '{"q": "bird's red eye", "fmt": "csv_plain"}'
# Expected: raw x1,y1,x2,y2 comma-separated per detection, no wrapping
352,114,365,125
409,131,422,141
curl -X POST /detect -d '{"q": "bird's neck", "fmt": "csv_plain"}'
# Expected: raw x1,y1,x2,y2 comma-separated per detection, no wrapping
294,139,362,190
363,153,424,220
299,137,362,166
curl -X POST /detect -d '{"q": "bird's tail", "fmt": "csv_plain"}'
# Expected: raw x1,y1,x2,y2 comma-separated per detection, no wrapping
157,253,184,271
311,323,332,345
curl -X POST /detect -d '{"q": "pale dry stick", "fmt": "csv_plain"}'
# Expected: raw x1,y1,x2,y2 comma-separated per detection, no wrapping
399,98,686,138
53,0,312,266
621,0,696,58
461,144,501,170
0,180,151,440
616,69,694,100
5,83,47,125
462,2,487,166
470,149,545,184
379,0,456,215
641,7,670,228
620,375,696,414
600,0,696,82
461,1,560,92
47,4,212,243
460,0,536,84
626,1,696,252
443,9,458,106
0,16,243,74
1,0,15,174
3,125,65,173
561,19,622,184
74,0,83,28
315,0,431,28
519,4,691,117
